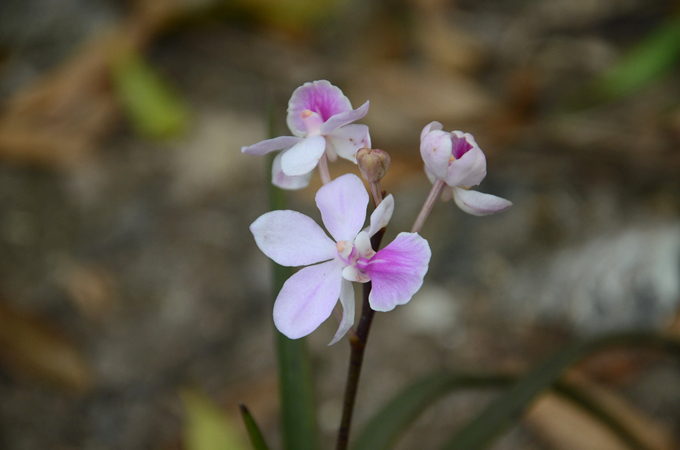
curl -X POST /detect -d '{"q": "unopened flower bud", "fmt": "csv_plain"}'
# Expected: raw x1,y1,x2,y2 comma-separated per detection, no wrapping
357,148,390,183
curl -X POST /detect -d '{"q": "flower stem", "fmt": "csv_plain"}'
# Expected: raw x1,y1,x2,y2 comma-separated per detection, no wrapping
411,179,446,233
318,153,332,185
369,181,383,207
335,228,386,450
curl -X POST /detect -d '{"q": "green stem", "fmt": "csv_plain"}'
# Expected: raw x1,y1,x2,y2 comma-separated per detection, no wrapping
266,103,318,450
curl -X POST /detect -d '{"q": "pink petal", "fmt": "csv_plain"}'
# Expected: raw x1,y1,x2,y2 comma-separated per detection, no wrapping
420,130,452,180
328,279,355,345
273,261,343,339
319,101,370,135
366,194,394,237
287,81,353,136
420,121,443,141
250,210,335,266
452,187,512,216
280,135,327,176
362,232,431,312
324,124,371,163
445,145,487,188
241,136,302,156
316,173,368,243
272,151,312,190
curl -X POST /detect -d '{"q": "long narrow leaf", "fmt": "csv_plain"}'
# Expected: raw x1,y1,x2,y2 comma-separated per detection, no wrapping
265,103,318,450
351,373,513,450
352,371,654,450
551,383,650,450
441,332,680,450
239,403,270,450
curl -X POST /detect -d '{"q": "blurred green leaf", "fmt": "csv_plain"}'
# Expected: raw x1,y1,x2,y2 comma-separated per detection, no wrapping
111,50,190,139
231,0,349,31
352,372,652,450
352,373,513,450
265,102,319,450
441,332,680,450
239,402,270,450
181,390,248,450
599,16,680,98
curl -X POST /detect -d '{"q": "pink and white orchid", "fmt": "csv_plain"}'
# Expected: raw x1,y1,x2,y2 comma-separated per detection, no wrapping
242,80,371,190
420,122,512,216
250,174,431,344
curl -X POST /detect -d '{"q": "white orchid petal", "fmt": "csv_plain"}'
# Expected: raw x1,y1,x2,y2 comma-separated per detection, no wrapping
325,124,371,163
273,261,343,339
452,187,512,216
420,130,452,180
328,279,355,345
250,210,335,266
280,135,326,176
272,151,312,190
367,194,394,237
241,136,302,156
320,101,369,135
316,174,368,243
420,121,443,141
445,145,487,187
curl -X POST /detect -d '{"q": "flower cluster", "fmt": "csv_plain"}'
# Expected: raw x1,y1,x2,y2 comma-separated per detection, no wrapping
242,80,370,189
243,80,511,344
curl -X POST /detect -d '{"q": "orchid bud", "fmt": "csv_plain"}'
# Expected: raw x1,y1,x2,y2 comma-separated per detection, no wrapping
357,148,391,183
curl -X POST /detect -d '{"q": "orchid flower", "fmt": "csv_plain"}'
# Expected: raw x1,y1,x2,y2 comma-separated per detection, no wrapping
420,122,512,216
250,174,431,344
242,80,371,189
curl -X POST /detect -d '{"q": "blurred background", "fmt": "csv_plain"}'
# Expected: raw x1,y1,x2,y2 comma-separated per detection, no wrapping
0,0,679,448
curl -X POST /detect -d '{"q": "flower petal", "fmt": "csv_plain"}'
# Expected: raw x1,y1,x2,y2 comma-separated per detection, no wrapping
241,136,302,156
445,144,487,187
250,210,335,266
280,135,327,176
354,231,375,258
287,80,353,136
324,124,371,163
420,121,443,141
328,279,355,345
362,232,431,312
342,264,370,283
367,194,394,237
420,130,452,180
272,151,313,190
273,261,343,339
316,173,368,242
452,187,512,216
319,101,369,135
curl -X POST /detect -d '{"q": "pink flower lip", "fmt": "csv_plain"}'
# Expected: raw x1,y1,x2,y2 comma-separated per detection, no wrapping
451,133,474,160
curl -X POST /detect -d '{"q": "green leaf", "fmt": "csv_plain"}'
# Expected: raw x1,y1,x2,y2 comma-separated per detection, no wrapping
351,373,513,450
599,16,680,98
111,50,190,139
441,332,680,450
265,102,319,450
239,403,270,450
181,390,248,450
353,368,662,449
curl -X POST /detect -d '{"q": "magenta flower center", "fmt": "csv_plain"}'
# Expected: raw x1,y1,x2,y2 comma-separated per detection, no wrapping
451,135,473,161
